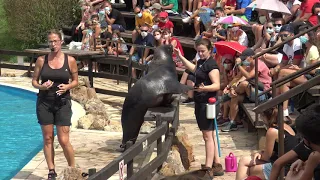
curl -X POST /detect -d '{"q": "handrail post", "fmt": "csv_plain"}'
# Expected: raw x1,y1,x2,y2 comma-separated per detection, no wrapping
126,141,134,178
88,58,94,88
254,57,259,126
156,114,163,171
116,40,120,85
278,103,285,180
128,54,133,90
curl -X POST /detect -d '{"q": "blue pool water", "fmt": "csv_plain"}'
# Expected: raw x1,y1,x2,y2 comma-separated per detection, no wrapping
0,85,43,180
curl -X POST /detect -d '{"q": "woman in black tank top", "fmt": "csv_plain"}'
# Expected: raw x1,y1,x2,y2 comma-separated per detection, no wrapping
236,106,299,180
32,29,78,180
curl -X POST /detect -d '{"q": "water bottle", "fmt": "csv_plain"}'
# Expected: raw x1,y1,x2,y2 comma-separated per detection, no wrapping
206,97,216,119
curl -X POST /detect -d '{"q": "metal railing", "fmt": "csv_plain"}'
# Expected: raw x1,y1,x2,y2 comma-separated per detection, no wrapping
251,23,320,179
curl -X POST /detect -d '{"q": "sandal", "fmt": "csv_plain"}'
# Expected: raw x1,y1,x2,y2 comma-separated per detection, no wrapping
48,170,57,180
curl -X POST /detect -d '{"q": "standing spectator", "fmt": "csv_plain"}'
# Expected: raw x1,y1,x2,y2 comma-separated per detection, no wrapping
103,1,126,33
128,25,155,78
224,0,252,21
158,12,174,33
161,0,179,15
132,7,154,43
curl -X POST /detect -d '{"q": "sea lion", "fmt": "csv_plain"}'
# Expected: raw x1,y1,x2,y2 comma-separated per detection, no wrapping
119,45,191,151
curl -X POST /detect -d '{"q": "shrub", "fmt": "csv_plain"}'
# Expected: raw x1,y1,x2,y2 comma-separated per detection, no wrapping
3,0,81,48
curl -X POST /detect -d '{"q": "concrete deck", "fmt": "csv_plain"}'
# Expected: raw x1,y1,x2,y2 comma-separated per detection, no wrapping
1,68,258,180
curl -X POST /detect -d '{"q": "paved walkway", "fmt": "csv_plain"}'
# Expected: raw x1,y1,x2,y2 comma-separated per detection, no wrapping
1,69,258,180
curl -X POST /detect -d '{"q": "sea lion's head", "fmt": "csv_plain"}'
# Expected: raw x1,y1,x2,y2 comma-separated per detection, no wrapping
153,44,174,64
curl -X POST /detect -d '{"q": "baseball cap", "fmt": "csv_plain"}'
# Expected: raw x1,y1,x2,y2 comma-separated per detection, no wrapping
151,3,162,10
239,48,255,61
159,11,168,18
279,24,294,33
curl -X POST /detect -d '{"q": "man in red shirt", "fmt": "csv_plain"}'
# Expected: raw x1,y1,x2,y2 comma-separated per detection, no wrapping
158,12,174,33
295,0,320,25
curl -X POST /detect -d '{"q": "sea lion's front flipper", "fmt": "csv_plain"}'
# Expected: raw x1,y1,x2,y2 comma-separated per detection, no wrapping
163,81,194,94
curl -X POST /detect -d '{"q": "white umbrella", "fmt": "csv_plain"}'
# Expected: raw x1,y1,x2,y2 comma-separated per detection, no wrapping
247,0,291,15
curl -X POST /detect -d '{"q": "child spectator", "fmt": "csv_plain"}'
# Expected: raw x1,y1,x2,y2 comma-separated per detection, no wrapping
107,30,128,55
158,12,174,33
162,28,184,65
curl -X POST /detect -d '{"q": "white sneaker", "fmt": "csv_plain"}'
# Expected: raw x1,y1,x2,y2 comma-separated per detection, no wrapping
119,0,125,4
186,11,192,16
110,0,115,3
182,17,191,23
83,67,89,71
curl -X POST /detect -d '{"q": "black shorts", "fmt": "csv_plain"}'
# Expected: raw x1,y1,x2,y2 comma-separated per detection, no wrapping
36,98,72,126
194,102,215,131
187,73,196,82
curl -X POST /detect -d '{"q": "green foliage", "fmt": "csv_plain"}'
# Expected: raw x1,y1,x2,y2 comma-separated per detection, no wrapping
3,0,81,48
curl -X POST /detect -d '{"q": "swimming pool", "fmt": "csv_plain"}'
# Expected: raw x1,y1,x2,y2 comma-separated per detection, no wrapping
0,85,42,180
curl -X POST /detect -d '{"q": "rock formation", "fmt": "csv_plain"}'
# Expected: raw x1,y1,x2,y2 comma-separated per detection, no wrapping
71,77,122,131
159,126,195,176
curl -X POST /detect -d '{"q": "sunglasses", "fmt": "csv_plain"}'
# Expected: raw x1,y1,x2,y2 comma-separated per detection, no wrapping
279,34,289,38
273,24,282,27
141,30,148,32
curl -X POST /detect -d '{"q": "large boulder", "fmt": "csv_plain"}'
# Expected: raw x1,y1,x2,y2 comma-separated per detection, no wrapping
159,147,185,176
172,127,195,170
78,114,94,129
89,115,107,130
59,167,86,180
70,86,89,105
85,99,108,117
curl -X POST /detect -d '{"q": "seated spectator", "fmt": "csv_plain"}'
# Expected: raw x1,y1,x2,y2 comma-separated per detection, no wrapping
132,7,154,43
235,105,299,180
145,29,163,63
128,25,155,78
180,41,201,104
162,28,185,64
269,24,304,77
182,0,216,40
277,31,320,123
228,24,248,47
107,30,128,55
224,0,252,21
181,0,195,18
103,1,126,33
308,2,320,26
161,0,179,15
202,21,227,42
221,48,272,132
76,1,92,41
294,0,319,26
255,21,284,68
284,0,302,23
270,104,320,180
150,3,163,18
220,0,236,12
158,12,174,33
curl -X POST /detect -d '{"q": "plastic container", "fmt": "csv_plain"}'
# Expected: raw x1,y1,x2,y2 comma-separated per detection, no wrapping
225,152,238,172
206,97,216,119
